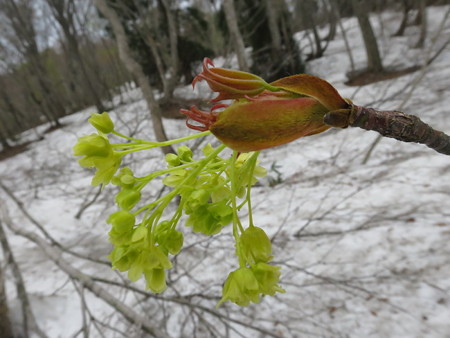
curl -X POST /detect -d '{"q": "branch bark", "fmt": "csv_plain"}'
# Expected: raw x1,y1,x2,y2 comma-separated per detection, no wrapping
324,105,450,155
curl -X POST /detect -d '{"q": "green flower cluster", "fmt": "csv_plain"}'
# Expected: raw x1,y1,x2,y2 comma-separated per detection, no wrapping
161,144,265,237
218,226,285,307
73,112,284,306
73,113,121,186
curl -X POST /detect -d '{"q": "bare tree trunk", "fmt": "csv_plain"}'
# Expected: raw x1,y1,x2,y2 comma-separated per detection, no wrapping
264,0,282,52
299,0,326,60
324,0,337,41
94,0,173,154
46,0,107,113
393,0,411,36
0,257,13,338
0,220,47,338
0,128,12,149
223,0,249,71
352,0,384,72
414,0,427,48
0,78,27,131
1,0,65,125
160,0,179,102
330,0,355,72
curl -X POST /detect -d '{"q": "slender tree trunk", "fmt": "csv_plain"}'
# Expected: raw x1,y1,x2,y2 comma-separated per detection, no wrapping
335,6,355,73
0,219,47,338
264,0,281,52
393,0,411,36
0,80,27,130
47,0,107,113
94,0,173,154
0,130,12,149
325,0,337,41
0,261,13,338
352,0,384,72
160,0,179,102
414,0,427,48
299,0,325,60
223,0,249,71
3,0,64,125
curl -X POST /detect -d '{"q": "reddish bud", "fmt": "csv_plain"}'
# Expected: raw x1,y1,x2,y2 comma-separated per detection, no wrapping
210,94,330,152
183,61,350,152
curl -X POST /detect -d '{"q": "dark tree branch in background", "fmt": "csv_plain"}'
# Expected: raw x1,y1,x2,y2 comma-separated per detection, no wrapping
0,219,47,338
94,0,174,154
324,105,450,155
0,210,170,338
0,181,109,266
45,0,107,113
223,0,249,71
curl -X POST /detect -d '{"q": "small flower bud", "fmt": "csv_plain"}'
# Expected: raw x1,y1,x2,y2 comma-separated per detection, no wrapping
177,146,193,162
185,189,210,213
202,143,215,156
88,112,114,133
73,134,111,158
238,226,272,264
162,174,184,187
144,268,167,293
116,189,141,211
107,211,135,234
252,263,285,296
218,267,260,307
155,227,184,255
165,153,181,167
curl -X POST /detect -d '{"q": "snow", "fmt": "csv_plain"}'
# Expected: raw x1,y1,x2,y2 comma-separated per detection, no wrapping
1,5,450,338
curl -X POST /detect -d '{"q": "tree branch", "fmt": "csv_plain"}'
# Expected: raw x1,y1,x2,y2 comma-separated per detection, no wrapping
0,219,47,338
324,105,450,155
0,205,170,338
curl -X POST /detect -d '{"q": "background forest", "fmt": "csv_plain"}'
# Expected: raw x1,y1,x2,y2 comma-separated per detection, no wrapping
1,0,450,337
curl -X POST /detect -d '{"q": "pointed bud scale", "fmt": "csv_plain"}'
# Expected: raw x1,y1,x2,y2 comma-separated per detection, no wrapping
193,58,277,102
210,95,330,152
270,74,349,111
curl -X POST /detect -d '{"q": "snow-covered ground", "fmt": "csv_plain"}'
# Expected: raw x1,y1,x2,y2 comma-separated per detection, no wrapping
1,5,450,338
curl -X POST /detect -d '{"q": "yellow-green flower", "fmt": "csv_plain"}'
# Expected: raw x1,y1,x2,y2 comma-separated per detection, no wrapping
88,112,114,133
218,267,260,307
73,133,121,185
238,226,272,264
252,262,285,296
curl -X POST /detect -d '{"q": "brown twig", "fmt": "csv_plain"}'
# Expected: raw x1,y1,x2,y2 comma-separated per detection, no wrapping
324,105,450,155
